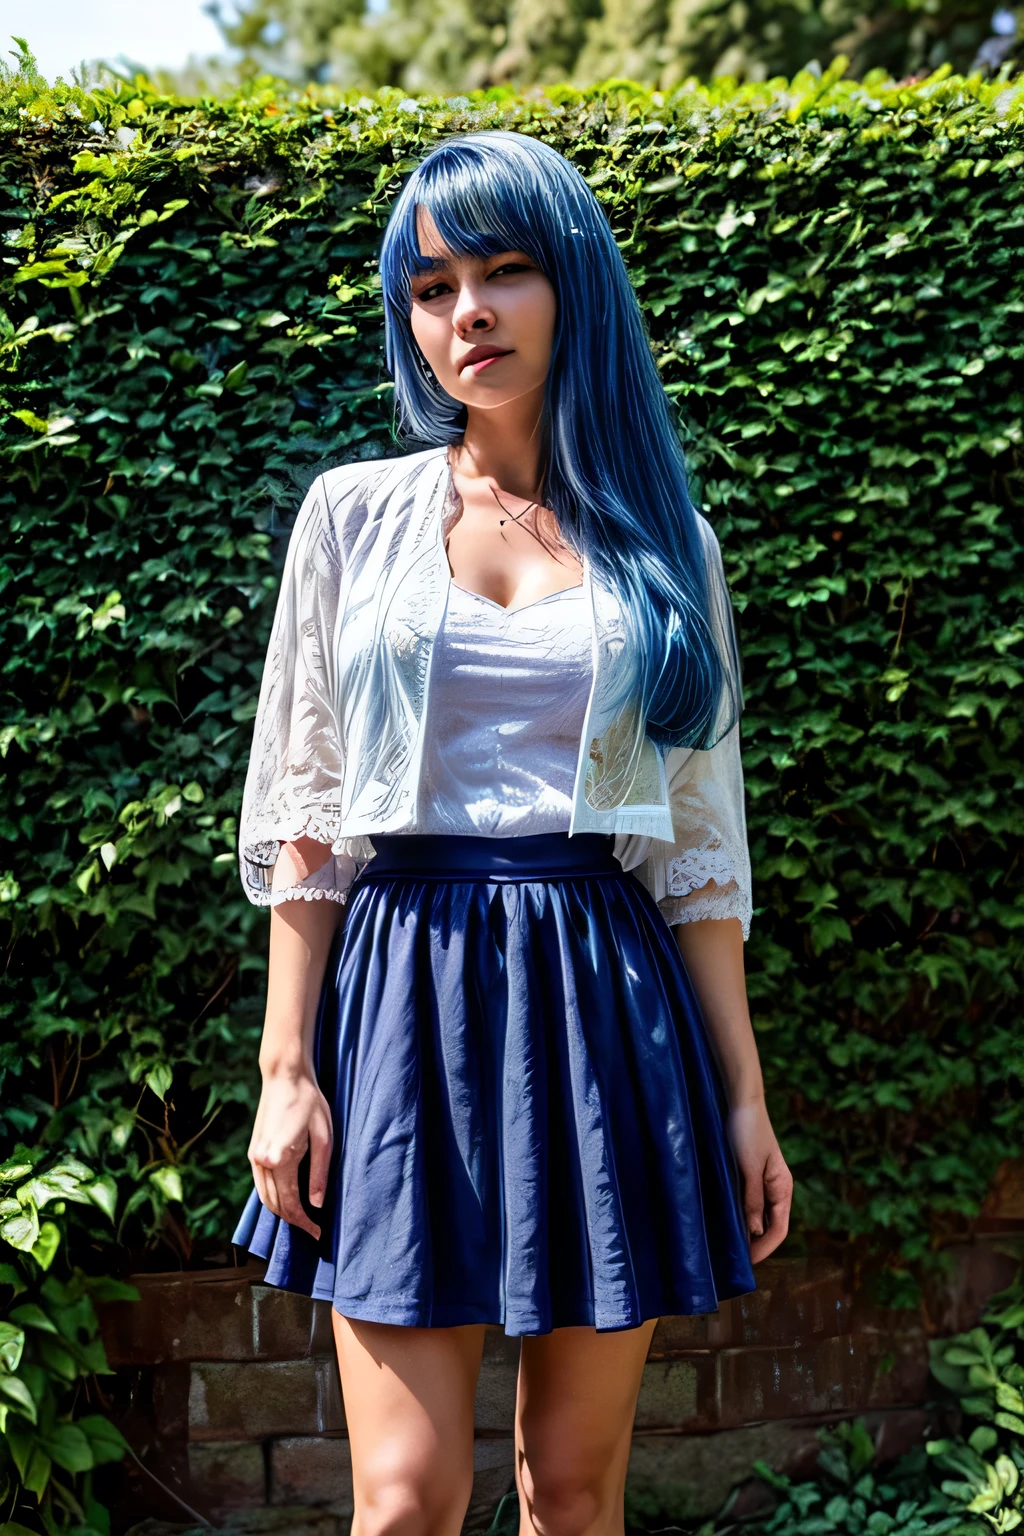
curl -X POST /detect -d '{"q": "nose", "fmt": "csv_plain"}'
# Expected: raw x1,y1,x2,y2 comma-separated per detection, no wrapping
452,277,495,337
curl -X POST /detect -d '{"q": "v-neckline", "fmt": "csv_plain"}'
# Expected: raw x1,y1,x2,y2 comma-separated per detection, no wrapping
449,577,586,616
438,447,587,618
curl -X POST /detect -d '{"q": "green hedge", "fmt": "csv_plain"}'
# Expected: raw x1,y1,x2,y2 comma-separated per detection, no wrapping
1,62,1023,1302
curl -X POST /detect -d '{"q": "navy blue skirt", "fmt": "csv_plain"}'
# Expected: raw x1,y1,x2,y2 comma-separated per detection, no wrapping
230,831,756,1335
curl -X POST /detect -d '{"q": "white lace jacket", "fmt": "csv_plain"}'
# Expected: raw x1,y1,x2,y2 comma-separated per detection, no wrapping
238,445,753,940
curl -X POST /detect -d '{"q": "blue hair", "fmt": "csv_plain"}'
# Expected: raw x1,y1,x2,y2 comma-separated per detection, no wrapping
378,129,742,752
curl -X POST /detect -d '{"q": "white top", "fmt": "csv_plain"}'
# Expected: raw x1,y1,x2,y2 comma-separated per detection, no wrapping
243,450,753,938
417,579,593,837
285,570,753,938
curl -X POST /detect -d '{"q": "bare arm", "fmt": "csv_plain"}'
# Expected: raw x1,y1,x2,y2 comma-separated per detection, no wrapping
247,837,344,1241
673,908,793,1263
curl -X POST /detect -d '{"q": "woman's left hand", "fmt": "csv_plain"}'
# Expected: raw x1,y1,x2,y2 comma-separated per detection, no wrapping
727,1099,793,1263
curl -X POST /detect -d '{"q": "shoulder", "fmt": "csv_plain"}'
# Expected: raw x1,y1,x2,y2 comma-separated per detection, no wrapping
293,446,447,563
319,444,446,507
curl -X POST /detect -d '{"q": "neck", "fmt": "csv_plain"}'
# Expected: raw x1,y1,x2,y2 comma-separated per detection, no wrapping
454,386,547,501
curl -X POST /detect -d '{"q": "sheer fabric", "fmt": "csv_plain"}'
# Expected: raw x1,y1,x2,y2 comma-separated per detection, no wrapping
622,722,753,940
238,447,751,936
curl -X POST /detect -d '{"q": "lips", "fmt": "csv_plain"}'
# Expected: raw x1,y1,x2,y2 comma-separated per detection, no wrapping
460,346,513,372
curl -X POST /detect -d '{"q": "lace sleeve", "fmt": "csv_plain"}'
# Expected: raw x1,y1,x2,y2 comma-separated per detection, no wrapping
238,470,357,907
634,720,753,940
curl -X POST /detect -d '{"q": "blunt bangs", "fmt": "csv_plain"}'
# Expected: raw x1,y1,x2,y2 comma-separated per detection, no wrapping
379,130,609,445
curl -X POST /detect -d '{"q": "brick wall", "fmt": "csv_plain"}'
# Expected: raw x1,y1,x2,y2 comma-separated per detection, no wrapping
95,1226,1022,1533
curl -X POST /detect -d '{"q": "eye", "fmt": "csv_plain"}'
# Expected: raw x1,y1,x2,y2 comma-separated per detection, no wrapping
413,259,534,303
489,261,532,278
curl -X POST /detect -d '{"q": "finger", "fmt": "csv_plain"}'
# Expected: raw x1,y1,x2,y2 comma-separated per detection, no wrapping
264,1166,320,1238
750,1197,790,1261
766,1178,793,1237
765,1160,793,1191
307,1108,334,1210
272,1164,303,1225
749,1175,793,1264
746,1196,766,1239
739,1157,768,1239
264,1166,282,1219
764,1151,794,1230
272,1158,322,1241
749,1223,787,1263
252,1159,273,1216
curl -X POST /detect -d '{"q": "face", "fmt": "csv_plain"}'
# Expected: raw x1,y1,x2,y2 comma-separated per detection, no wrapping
408,205,557,413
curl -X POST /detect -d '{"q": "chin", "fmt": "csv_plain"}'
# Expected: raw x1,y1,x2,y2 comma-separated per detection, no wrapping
454,374,541,407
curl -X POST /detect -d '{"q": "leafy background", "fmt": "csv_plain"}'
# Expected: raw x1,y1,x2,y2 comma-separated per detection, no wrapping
1,60,1023,1312
205,0,1024,102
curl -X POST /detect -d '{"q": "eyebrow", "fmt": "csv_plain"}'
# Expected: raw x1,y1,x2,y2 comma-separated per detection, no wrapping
412,255,452,276
411,249,530,280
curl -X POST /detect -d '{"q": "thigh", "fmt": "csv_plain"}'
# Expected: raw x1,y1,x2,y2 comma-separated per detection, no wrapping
514,1319,657,1520
331,1310,486,1528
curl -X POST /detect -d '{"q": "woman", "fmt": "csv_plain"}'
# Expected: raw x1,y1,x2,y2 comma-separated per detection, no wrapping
231,129,792,1536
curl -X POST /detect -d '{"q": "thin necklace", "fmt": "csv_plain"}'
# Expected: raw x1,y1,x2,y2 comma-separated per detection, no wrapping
490,486,579,572
490,483,542,545
447,449,571,562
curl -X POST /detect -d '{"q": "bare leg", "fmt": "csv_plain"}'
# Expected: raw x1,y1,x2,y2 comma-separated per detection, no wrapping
514,1318,658,1536
331,1310,487,1536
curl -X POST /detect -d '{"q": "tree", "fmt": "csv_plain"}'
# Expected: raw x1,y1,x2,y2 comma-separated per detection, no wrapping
207,0,1022,90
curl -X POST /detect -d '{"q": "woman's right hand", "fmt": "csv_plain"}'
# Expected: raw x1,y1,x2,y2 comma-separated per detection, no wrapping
248,1067,334,1242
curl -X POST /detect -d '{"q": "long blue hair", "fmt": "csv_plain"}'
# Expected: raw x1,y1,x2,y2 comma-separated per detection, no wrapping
378,129,741,752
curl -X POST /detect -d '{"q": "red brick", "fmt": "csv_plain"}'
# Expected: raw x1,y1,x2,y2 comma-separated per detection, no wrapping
634,1359,704,1430
270,1435,352,1510
626,1422,827,1524
718,1338,851,1426
189,1359,345,1441
650,1259,852,1357
187,1441,266,1516
99,1266,257,1366
980,1159,1024,1224
649,1312,718,1353
103,1437,199,1531
152,1361,191,1438
731,1257,851,1349
97,1260,340,1367
715,1330,929,1429
871,1408,934,1464
268,1434,513,1530
922,1242,1021,1337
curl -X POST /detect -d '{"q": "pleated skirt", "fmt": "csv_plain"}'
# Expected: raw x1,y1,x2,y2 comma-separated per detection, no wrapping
230,831,757,1336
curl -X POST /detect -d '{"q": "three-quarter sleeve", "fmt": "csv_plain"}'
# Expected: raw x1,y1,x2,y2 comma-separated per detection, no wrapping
238,471,357,907
632,720,753,939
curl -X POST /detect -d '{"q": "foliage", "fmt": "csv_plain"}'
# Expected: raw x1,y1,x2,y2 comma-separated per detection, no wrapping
0,1147,136,1535
623,1274,1024,1533
713,1275,1024,1536
206,0,1024,96
928,1276,1024,1533
0,62,1022,1320
745,1424,965,1536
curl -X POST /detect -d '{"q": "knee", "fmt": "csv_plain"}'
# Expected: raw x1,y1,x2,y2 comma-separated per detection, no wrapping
521,1466,604,1536
356,1472,471,1536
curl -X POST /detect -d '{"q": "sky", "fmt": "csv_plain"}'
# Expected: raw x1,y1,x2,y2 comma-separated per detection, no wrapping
4,0,231,82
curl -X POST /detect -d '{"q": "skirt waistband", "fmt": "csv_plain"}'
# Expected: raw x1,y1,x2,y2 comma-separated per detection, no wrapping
359,832,620,883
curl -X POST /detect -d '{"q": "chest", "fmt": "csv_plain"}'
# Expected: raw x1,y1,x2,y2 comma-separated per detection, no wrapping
442,467,584,615
317,451,672,836
336,470,614,708
431,579,594,729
